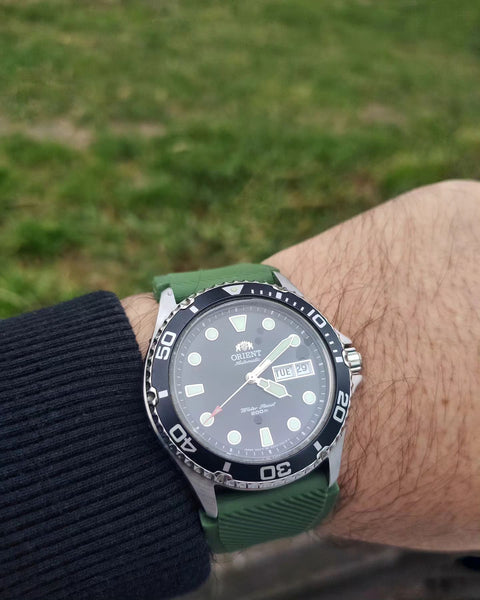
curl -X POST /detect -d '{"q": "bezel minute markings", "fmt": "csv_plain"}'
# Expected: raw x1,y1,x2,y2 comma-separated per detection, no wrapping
144,280,352,491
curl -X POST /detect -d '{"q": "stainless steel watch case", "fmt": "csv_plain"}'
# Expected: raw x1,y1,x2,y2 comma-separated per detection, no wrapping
144,272,362,518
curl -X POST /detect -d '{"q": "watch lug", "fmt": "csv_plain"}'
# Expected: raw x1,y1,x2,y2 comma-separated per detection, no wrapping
327,429,345,487
154,287,178,334
334,328,352,347
351,373,363,396
176,460,218,518
273,272,304,297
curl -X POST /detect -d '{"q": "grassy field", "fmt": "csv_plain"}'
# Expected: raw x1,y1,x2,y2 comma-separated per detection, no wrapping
1,0,480,318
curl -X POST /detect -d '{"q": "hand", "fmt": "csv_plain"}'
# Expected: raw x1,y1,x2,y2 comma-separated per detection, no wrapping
204,376,290,425
201,379,250,425
249,334,299,379
253,377,291,398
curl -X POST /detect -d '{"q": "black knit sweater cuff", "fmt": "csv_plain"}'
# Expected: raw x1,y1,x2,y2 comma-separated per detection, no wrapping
0,292,210,600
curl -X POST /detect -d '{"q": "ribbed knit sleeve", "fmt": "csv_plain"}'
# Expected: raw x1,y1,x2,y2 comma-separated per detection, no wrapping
0,292,211,600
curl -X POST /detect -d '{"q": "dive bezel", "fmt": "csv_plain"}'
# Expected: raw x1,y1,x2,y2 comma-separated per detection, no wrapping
144,280,352,491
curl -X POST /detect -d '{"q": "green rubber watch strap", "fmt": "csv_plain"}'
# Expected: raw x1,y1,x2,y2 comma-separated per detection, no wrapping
200,472,338,553
152,263,339,552
153,263,279,302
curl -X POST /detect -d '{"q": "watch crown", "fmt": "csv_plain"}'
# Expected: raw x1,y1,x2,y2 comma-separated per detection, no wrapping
343,347,362,373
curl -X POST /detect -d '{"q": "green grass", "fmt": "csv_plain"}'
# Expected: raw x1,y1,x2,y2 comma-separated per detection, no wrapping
1,0,480,317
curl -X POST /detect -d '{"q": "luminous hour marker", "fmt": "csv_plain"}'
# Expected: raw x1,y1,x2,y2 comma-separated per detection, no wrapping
187,352,202,366
229,314,247,332
302,390,316,405
287,417,301,432
290,334,301,347
200,411,213,427
227,430,242,445
185,383,204,397
259,426,273,447
205,327,219,341
262,317,276,331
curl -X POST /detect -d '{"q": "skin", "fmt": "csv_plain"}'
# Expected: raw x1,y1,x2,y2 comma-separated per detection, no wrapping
122,180,480,552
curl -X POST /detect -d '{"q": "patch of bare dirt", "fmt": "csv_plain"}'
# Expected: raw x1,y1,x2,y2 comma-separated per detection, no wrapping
0,117,92,150
0,116,167,149
360,103,406,126
110,121,166,138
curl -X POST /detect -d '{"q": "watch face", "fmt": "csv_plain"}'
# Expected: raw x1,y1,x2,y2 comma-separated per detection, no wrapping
146,281,351,489
169,298,334,464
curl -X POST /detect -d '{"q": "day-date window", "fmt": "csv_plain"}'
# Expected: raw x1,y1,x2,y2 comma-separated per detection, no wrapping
273,359,314,382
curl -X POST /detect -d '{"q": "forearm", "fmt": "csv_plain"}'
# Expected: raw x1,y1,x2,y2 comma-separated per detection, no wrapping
123,180,480,552
266,180,480,551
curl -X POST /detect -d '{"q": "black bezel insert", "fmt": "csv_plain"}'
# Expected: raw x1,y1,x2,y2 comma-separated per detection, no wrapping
144,281,351,489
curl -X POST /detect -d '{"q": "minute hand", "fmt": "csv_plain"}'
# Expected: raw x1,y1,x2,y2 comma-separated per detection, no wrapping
249,334,296,379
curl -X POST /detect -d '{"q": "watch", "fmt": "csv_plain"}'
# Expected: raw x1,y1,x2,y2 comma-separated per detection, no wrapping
143,263,362,553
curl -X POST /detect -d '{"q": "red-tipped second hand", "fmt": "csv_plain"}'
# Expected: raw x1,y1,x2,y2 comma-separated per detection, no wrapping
205,406,222,425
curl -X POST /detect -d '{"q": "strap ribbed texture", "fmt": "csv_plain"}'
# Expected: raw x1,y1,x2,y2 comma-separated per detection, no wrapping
153,263,278,302
0,292,210,600
200,471,338,553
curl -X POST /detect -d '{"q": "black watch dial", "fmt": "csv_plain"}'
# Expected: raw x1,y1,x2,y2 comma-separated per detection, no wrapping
169,297,335,464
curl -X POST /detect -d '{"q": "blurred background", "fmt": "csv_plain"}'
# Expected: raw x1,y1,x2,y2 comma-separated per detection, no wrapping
2,1,480,318
1,1,480,597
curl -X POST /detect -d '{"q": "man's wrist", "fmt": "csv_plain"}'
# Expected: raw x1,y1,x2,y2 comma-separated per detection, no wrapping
120,180,480,553
121,293,157,359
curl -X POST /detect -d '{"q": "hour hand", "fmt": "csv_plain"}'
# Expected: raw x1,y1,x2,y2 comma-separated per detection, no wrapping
255,378,291,398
